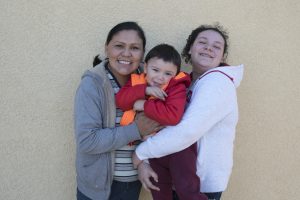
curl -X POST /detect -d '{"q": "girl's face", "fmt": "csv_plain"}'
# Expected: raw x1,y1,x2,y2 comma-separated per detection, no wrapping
189,30,225,74
105,30,144,78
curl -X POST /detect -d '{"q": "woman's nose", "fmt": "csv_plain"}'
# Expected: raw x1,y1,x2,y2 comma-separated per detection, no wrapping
122,48,132,56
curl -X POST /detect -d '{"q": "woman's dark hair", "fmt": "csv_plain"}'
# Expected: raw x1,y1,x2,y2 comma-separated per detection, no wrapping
145,44,181,74
182,23,229,64
93,21,146,67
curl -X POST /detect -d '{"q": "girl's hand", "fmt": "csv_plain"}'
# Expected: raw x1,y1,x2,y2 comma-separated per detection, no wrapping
137,161,160,192
146,86,167,100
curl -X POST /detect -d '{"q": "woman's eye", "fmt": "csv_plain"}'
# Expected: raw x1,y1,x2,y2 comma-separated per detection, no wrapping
115,44,123,48
131,46,140,50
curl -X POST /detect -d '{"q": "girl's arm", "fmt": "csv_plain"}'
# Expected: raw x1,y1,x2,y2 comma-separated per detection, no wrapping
136,73,236,160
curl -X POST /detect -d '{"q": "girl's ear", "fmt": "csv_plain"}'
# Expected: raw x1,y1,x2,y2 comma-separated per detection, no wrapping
221,55,226,63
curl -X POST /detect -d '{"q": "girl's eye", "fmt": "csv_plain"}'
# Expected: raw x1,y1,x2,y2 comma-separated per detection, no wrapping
213,46,221,50
152,68,158,72
199,41,206,44
165,72,173,76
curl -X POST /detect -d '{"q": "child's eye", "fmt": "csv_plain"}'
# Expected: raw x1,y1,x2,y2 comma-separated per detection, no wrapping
213,46,221,50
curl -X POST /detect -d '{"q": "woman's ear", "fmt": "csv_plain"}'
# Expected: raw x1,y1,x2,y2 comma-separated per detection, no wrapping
105,45,108,57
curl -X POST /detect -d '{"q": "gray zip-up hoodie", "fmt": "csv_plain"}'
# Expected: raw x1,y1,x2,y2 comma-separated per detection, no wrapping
74,61,141,200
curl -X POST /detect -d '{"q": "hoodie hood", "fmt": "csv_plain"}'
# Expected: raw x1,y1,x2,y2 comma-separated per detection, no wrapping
203,64,244,88
81,61,111,85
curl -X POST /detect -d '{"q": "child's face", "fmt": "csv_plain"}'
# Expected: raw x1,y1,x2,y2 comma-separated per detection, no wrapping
189,30,225,72
144,57,177,88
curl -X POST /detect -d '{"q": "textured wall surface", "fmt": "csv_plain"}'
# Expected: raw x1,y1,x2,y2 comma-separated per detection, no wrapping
1,0,299,199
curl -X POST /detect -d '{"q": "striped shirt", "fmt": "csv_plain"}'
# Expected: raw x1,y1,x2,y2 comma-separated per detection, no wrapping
105,66,140,182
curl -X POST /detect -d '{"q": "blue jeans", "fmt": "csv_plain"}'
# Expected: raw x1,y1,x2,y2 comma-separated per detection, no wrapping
109,180,141,200
77,180,141,200
173,190,222,200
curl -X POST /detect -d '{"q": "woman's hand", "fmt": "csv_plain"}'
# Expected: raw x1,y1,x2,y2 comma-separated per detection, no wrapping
134,112,164,137
137,161,160,192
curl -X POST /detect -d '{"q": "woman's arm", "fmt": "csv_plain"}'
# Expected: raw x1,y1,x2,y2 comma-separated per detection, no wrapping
74,76,142,154
135,73,236,160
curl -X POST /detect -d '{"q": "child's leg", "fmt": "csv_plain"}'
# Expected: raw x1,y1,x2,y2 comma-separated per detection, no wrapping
170,143,207,200
149,157,173,200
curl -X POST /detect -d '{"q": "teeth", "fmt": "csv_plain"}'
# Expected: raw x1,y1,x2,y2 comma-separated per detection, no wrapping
119,60,130,64
200,53,211,58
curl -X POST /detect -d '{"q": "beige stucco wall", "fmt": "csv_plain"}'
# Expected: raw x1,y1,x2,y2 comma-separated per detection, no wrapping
1,0,299,199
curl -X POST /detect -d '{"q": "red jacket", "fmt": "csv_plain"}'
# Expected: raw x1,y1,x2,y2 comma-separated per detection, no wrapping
116,72,191,125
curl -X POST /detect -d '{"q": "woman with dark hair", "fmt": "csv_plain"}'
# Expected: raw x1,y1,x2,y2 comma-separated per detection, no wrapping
133,24,244,200
74,21,160,200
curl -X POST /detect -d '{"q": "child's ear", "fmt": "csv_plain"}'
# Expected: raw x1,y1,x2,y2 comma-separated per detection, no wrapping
143,63,147,74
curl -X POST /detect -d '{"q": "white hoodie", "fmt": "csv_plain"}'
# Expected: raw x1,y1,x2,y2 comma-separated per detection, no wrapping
135,64,244,192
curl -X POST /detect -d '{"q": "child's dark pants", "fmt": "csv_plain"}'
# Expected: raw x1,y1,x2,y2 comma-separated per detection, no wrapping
149,143,207,200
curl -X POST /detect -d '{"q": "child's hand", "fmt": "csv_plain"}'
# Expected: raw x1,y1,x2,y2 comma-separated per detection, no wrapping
133,100,146,111
146,86,167,100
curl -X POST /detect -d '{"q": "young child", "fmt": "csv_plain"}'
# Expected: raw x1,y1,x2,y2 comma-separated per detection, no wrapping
116,44,207,200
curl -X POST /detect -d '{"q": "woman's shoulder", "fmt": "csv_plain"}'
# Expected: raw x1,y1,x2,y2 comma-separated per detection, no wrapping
81,62,108,83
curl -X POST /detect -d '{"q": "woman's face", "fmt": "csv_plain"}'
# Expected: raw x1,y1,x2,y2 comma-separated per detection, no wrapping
189,30,225,74
105,30,144,78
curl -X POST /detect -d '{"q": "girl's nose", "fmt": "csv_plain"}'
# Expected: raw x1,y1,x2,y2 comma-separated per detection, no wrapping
205,45,212,51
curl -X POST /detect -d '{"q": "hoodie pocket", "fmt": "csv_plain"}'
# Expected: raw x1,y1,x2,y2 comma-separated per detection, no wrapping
81,153,110,190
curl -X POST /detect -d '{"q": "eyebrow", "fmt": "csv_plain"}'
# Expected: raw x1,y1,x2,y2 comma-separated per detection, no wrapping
198,37,224,45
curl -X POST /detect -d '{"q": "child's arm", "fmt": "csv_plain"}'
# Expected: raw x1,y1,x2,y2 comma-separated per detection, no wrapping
133,99,146,111
146,86,168,101
132,86,168,111
116,79,147,111
144,83,187,126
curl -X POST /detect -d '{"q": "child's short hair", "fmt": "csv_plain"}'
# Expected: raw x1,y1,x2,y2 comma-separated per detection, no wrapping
145,44,181,74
